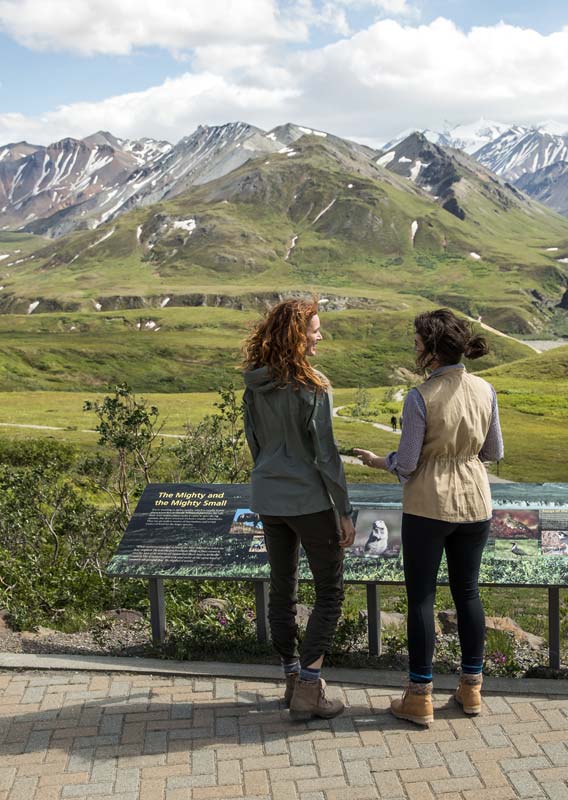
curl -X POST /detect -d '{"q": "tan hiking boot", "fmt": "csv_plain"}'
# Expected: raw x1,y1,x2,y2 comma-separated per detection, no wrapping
455,673,483,715
289,678,345,721
390,681,434,727
283,673,298,708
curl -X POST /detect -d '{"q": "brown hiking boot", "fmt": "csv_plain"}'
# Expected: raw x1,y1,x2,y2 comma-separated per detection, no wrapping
390,681,434,727
289,678,345,721
283,673,298,708
455,673,483,715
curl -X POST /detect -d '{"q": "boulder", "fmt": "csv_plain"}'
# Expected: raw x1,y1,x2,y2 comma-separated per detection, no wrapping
100,609,145,625
199,598,230,613
485,616,545,650
380,611,406,629
0,609,11,632
437,610,545,650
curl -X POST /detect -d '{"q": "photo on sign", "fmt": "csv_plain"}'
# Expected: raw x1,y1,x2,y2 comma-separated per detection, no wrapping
490,510,539,539
230,508,264,534
248,535,267,554
541,530,568,556
494,538,540,560
351,509,401,558
540,511,568,531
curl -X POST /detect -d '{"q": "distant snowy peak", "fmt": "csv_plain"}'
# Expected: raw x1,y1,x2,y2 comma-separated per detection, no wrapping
382,128,449,151
538,121,568,137
516,160,568,217
443,120,514,154
0,141,42,163
267,123,328,146
474,128,568,181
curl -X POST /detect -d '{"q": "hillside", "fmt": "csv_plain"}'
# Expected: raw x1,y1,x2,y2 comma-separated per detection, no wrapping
2,133,568,335
0,306,532,392
480,343,568,382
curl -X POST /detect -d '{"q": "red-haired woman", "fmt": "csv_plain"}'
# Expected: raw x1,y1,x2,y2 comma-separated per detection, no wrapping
355,308,504,727
243,298,355,721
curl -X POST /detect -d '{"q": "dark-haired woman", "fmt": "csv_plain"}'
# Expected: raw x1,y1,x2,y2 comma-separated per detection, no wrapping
243,298,356,720
354,308,503,727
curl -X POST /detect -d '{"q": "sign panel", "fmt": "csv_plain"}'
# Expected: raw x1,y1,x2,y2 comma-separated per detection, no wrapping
106,483,568,585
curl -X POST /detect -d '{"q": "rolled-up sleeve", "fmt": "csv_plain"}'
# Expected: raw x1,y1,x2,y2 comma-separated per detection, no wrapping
479,386,504,463
307,390,352,516
385,389,426,484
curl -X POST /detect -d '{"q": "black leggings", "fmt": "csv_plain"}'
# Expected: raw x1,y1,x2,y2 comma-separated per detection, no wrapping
260,509,344,668
402,512,490,678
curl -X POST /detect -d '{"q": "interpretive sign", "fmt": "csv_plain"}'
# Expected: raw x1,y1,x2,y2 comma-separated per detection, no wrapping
107,482,568,587
106,482,568,666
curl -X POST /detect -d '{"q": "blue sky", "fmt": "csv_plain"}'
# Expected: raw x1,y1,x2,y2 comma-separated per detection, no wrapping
1,0,567,146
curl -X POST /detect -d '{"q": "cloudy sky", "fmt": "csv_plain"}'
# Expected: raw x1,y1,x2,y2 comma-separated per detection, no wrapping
1,0,567,147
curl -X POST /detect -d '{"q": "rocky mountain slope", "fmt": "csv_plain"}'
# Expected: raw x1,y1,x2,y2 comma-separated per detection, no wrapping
0,132,172,237
0,122,367,239
385,120,568,215
516,161,568,218
2,131,568,334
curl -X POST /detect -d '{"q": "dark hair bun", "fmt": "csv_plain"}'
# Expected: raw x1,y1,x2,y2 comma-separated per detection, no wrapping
464,334,489,360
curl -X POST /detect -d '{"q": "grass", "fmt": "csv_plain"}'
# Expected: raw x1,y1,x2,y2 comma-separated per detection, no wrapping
0,339,566,484
0,306,532,392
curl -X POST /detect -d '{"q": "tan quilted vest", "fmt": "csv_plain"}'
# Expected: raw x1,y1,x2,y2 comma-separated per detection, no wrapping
402,368,494,522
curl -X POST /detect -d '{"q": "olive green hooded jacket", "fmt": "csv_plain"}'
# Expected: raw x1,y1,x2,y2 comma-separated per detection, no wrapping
243,367,352,517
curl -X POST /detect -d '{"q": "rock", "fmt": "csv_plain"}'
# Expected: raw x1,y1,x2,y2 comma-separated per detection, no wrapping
438,610,458,633
437,610,545,650
100,609,145,625
380,611,405,629
20,626,58,640
485,616,545,650
199,598,230,613
0,609,11,631
296,604,312,627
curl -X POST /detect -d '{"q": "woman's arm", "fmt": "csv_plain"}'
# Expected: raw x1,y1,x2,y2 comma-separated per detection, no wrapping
354,389,426,483
479,387,504,462
307,389,353,518
243,390,260,462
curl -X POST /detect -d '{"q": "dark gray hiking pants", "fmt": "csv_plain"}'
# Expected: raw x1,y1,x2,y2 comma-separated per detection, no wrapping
260,508,344,668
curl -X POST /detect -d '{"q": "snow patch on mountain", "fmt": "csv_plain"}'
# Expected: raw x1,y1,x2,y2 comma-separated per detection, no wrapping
87,227,115,249
173,218,196,234
312,198,336,224
377,151,396,167
285,234,298,261
410,221,418,246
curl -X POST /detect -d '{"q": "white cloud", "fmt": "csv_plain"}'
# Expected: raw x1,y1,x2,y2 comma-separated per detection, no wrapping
0,0,306,55
2,17,568,147
291,18,568,142
0,72,300,145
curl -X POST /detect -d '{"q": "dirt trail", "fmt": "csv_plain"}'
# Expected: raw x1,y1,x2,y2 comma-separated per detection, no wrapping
0,422,183,439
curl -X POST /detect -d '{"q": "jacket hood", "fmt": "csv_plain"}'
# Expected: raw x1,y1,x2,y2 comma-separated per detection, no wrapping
243,366,280,394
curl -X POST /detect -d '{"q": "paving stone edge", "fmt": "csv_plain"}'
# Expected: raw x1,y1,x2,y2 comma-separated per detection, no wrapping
0,651,567,695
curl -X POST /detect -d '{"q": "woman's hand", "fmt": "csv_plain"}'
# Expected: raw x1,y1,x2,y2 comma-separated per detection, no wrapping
339,515,356,547
353,448,387,469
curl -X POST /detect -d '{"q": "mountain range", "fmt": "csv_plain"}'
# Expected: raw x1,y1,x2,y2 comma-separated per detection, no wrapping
3,119,568,240
2,123,568,338
385,119,568,216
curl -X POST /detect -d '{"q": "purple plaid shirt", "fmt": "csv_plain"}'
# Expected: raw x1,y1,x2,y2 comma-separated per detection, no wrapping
386,364,504,484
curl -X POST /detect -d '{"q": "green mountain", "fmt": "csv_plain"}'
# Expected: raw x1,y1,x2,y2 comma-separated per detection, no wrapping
1,132,568,337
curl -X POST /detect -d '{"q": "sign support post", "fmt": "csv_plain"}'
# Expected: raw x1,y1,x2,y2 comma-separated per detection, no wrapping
149,577,166,646
255,581,270,644
548,586,560,670
366,583,381,656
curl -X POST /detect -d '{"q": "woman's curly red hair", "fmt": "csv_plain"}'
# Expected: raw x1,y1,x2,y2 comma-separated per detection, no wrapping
242,298,328,390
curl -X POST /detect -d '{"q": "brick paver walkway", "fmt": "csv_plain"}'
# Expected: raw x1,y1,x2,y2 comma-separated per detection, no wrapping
1,670,568,800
